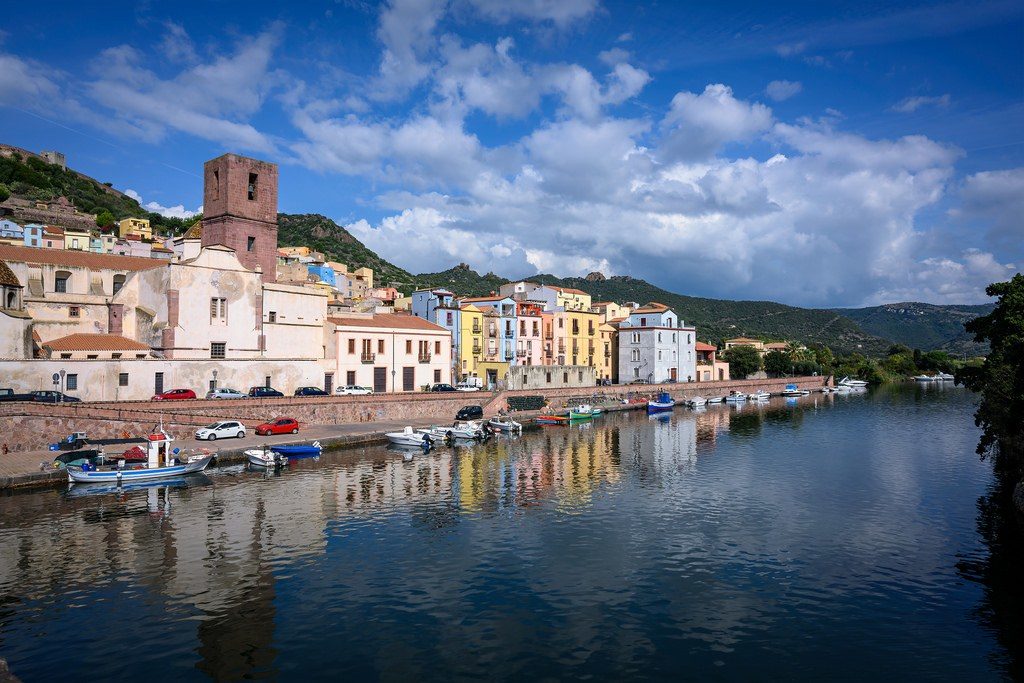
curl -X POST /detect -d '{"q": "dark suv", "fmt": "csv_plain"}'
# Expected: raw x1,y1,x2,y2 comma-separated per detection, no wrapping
431,383,457,392
249,386,284,398
294,387,328,396
455,405,483,421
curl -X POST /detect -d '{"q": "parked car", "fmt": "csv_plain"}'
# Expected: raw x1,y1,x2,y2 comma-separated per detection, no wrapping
628,379,649,385
248,386,284,398
0,388,35,402
294,386,329,396
256,418,300,435
30,390,81,403
152,388,197,401
455,382,481,392
336,385,373,395
206,387,245,400
430,383,457,392
455,405,484,421
195,421,246,441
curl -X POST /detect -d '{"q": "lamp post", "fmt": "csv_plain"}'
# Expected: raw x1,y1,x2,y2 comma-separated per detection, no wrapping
59,369,66,403
212,369,218,392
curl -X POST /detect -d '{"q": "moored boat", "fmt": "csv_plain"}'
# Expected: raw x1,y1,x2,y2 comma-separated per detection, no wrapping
935,371,955,381
535,415,569,425
419,423,482,441
706,396,724,404
838,376,869,388
270,441,322,457
725,391,746,403
780,384,809,397
647,392,675,414
488,416,523,432
913,374,935,382
748,390,771,401
246,447,288,468
67,429,214,485
386,427,434,448
685,396,707,407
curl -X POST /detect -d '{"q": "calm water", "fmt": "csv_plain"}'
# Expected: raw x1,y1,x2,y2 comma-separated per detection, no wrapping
0,384,1019,681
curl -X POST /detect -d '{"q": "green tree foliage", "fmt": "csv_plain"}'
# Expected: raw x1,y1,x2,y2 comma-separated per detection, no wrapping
0,183,10,203
764,350,791,377
723,345,762,379
95,210,115,228
957,273,1024,462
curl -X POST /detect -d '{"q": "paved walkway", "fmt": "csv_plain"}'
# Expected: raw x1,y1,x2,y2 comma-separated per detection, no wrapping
0,416,458,490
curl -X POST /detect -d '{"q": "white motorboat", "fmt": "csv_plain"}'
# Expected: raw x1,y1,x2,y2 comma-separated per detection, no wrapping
748,390,771,401
685,396,707,407
706,396,724,404
725,391,746,403
913,374,935,382
838,376,869,388
386,426,435,448
67,429,214,484
419,423,483,441
246,447,288,468
781,384,811,397
488,415,523,432
935,371,954,381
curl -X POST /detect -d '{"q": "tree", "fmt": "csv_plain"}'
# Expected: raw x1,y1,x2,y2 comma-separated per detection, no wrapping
887,343,911,357
95,210,115,228
812,344,834,373
723,345,762,379
764,350,791,377
957,273,1024,463
0,183,9,203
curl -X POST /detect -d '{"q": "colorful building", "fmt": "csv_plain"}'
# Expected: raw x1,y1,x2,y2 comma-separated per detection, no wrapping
457,304,484,382
117,217,152,240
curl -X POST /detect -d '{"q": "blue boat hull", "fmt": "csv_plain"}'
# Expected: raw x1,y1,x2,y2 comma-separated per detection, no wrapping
270,445,321,457
646,402,675,414
67,455,214,483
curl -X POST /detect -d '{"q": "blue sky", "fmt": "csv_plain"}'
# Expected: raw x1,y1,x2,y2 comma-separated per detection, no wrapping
1,0,1021,307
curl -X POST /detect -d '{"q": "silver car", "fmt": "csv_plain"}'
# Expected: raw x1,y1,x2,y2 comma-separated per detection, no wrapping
195,421,246,441
336,385,373,395
206,388,245,400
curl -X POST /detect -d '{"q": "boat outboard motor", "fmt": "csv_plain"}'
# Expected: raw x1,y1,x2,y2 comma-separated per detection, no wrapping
421,432,433,452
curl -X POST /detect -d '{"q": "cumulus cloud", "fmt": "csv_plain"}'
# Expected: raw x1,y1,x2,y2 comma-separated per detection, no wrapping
660,84,773,161
125,189,202,219
957,167,1024,255
372,0,446,100
765,79,802,101
891,93,951,113
462,0,598,27
0,53,61,107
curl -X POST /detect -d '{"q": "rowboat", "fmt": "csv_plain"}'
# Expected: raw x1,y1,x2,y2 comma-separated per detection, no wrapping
568,410,594,420
706,396,724,404
270,441,322,457
67,429,214,484
685,396,707,407
647,392,675,414
246,447,288,468
535,415,569,425
488,416,523,432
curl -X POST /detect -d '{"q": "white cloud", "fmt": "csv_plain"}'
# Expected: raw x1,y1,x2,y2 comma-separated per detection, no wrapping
957,167,1024,253
372,0,446,100
660,84,773,161
0,53,61,107
765,79,802,101
125,189,202,219
463,0,598,27
159,21,197,64
891,93,951,113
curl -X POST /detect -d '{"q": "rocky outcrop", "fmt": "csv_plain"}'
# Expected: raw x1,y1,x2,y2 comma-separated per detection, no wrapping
585,271,606,281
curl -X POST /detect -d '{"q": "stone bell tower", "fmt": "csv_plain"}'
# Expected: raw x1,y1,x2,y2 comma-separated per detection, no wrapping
201,153,278,282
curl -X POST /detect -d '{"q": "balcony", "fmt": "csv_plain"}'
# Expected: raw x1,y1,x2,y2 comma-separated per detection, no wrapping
604,350,611,358
544,332,553,340
504,349,514,360
544,350,552,358
516,348,527,357
557,344,566,353
418,353,432,363
360,352,376,364
472,344,482,355
472,324,481,333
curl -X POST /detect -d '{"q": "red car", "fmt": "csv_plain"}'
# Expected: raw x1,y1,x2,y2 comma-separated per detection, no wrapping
151,388,197,401
256,418,300,435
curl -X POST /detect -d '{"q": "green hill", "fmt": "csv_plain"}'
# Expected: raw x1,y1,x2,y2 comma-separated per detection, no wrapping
837,302,993,356
277,213,414,286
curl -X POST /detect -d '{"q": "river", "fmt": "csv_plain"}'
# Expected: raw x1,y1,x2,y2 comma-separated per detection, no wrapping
0,384,1019,681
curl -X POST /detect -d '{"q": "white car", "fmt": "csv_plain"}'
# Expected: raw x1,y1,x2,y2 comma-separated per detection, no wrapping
206,387,245,400
336,385,373,395
455,383,481,392
195,421,246,441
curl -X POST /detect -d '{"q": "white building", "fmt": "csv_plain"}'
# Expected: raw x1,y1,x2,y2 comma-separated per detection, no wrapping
332,313,452,392
616,303,697,384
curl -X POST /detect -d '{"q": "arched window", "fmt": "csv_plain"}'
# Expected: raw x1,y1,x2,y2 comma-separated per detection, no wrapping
112,274,126,295
5,289,15,309
54,270,71,293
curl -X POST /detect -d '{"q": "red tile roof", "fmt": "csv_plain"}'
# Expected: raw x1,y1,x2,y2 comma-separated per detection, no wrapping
695,342,717,351
0,260,20,287
633,302,669,313
557,287,588,295
42,333,151,352
329,313,448,332
0,244,165,272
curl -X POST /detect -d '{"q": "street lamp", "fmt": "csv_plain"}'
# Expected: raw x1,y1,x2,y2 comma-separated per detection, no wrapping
212,369,218,391
59,369,66,403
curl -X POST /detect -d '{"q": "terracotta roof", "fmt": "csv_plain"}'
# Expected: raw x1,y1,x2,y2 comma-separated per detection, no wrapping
592,301,613,306
42,333,151,352
45,226,65,236
633,302,669,313
695,342,717,351
764,342,789,349
557,287,588,295
727,337,761,343
0,244,165,272
0,260,20,287
608,316,627,323
329,313,448,332
460,296,505,303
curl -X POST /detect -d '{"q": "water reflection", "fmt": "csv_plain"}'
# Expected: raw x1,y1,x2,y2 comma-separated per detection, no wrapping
0,389,1015,681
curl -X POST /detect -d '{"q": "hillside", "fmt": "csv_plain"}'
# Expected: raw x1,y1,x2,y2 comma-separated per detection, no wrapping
277,213,414,285
0,146,194,233
838,302,993,356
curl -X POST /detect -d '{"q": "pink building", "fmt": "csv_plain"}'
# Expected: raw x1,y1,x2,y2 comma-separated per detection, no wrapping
516,301,544,366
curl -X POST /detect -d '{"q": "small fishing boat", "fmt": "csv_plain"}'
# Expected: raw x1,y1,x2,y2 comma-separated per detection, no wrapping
419,423,482,441
748,390,771,401
646,392,675,414
488,415,523,432
706,396,724,404
725,391,746,403
913,374,935,382
270,441,322,457
386,427,434,448
66,429,214,485
935,371,955,381
685,396,707,407
246,447,288,468
568,410,594,420
535,415,569,425
780,384,809,397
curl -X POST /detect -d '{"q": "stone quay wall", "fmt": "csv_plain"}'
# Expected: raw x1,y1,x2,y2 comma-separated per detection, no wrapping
0,376,829,452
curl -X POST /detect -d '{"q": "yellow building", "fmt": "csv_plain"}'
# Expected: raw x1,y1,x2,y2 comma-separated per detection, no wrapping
457,304,484,381
117,217,152,240
592,301,632,323
63,228,92,251
552,308,600,367
724,337,765,352
598,322,616,382
553,286,591,311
